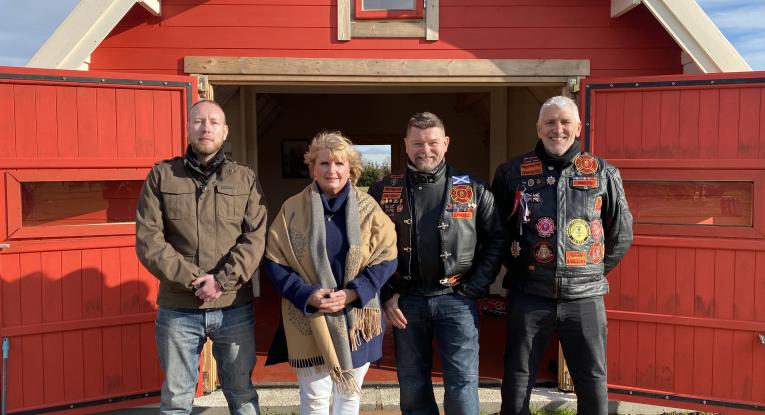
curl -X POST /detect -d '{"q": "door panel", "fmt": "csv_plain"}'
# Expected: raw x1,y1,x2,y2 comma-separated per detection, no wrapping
0,66,193,414
583,72,765,414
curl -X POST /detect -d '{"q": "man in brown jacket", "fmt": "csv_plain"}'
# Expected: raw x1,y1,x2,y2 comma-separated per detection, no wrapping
136,100,267,414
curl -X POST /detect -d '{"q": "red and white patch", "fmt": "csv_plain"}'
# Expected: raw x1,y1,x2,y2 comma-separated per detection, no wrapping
565,251,587,266
571,177,598,188
452,211,473,219
591,219,604,241
450,185,474,204
593,196,603,213
574,154,599,174
534,241,555,263
521,161,543,176
535,216,556,238
589,242,604,264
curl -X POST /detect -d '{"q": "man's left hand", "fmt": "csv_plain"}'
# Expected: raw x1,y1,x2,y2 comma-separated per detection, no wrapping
192,274,223,302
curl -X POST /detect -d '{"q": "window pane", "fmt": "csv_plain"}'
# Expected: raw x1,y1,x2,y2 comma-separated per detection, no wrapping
21,180,143,227
623,180,753,226
362,0,416,10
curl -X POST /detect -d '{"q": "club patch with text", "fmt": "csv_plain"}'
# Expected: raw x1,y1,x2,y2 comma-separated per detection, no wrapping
571,176,598,189
593,195,603,213
574,154,599,174
535,216,556,238
566,218,591,245
450,185,474,204
452,211,473,219
565,251,587,266
521,161,543,176
591,219,604,241
589,242,604,264
534,241,555,263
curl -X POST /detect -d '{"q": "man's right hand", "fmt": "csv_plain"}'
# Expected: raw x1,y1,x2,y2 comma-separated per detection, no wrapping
384,294,407,329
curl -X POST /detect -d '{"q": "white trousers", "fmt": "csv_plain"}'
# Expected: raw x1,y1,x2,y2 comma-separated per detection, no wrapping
297,362,370,415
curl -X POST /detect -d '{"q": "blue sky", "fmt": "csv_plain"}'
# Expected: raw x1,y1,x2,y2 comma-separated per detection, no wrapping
0,1,762,69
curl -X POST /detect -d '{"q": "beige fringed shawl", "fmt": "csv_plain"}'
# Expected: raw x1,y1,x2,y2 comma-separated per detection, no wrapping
265,183,397,394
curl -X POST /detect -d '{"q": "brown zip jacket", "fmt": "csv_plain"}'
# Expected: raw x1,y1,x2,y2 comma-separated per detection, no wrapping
135,156,267,309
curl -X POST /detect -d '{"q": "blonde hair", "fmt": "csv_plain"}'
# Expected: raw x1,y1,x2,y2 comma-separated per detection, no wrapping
304,131,362,184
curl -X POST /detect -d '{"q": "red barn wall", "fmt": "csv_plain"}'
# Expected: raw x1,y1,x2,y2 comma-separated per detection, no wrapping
91,0,683,78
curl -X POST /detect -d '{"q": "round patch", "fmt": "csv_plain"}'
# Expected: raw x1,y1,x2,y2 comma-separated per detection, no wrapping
574,154,599,174
527,178,535,187
589,242,604,264
536,216,556,238
450,185,473,204
567,218,591,245
534,241,555,263
593,196,603,213
591,219,604,241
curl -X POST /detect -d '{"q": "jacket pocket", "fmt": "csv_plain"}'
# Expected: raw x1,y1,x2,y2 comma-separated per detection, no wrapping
216,185,249,220
160,182,196,220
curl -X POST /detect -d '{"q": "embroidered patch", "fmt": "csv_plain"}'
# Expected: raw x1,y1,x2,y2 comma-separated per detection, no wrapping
527,178,536,186
536,216,556,238
567,218,591,245
527,192,542,203
383,186,403,193
547,176,556,186
534,241,555,263
511,241,521,258
589,242,604,264
574,154,599,174
571,177,598,188
565,251,587,266
452,211,473,219
591,219,604,241
390,174,404,185
521,161,543,176
450,185,474,204
522,156,540,164
381,192,401,203
594,196,603,213
451,175,470,184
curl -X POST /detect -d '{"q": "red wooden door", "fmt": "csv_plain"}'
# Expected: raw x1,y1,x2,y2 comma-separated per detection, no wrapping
583,72,765,414
0,66,193,414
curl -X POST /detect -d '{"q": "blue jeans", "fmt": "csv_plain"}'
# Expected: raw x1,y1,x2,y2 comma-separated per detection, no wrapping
155,304,260,415
501,293,607,415
394,293,480,415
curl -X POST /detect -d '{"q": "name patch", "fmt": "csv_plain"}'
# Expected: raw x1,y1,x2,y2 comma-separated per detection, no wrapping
452,211,473,219
571,177,598,188
521,161,543,176
565,251,587,266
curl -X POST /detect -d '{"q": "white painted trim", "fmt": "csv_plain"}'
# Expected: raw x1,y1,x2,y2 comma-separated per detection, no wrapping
613,0,751,73
26,0,162,70
611,0,642,18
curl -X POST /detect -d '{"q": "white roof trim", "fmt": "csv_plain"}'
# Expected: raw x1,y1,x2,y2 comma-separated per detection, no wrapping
612,0,751,73
26,0,161,70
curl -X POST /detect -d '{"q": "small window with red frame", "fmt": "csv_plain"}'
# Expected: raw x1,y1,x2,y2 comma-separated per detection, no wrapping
355,0,423,19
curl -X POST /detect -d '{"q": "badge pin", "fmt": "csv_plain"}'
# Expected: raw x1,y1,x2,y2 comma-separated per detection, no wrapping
546,176,556,186
594,196,603,213
511,241,521,258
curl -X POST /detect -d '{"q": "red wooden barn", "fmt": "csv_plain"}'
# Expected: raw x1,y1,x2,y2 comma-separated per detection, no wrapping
1,0,763,413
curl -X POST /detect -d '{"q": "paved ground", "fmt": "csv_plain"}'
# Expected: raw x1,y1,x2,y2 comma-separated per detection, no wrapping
103,383,696,414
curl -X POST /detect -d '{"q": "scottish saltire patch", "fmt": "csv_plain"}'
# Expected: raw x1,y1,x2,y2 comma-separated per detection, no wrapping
451,175,470,184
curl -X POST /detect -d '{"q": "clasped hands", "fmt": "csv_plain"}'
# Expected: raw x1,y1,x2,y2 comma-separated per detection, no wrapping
308,288,358,313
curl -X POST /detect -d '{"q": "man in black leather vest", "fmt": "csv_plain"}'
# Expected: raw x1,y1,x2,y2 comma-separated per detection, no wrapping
492,96,633,415
369,112,505,415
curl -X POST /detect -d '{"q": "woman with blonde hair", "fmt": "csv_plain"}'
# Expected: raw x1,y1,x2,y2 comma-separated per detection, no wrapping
264,131,397,414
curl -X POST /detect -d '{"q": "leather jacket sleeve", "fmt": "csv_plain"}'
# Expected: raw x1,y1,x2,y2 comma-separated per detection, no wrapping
458,185,507,298
602,165,633,274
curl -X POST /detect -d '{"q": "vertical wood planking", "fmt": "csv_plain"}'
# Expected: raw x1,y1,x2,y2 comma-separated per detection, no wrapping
619,321,638,387
81,250,102,318
116,88,137,157
621,92,642,158
135,89,155,157
592,91,608,154
619,249,638,311
675,248,695,317
753,252,765,402
717,89,739,159
103,325,124,393
677,89,700,158
713,250,735,319
35,86,59,158
693,249,715,396
61,250,83,321
738,87,760,158
604,92,625,158
760,89,765,159
14,84,37,157
97,88,118,157
1,253,21,327
63,331,85,401
656,248,675,314
731,331,753,401
19,253,42,325
674,325,694,394
122,324,142,391
22,335,45,406
638,247,657,313
56,87,78,157
604,265,620,309
43,333,65,404
698,89,720,158
658,90,679,158
120,247,140,313
636,322,656,389
712,328,733,399
0,84,17,157
692,327,714,396
101,247,123,393
732,251,755,400
140,322,161,388
77,87,99,157
654,324,674,391
153,90,172,158
694,248,715,318
640,91,660,157
40,252,62,322
171,90,184,154
83,328,104,397
138,263,158,312
607,320,620,383
6,337,23,410
102,248,121,316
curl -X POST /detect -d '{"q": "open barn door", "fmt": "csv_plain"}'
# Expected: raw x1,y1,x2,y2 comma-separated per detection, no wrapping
583,72,765,414
0,66,194,414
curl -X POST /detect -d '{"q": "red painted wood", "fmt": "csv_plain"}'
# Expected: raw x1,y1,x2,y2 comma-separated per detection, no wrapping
116,89,137,157
622,92,642,158
654,324,674,391
760,89,765,160
97,88,118,158
43,332,66,404
618,249,638,311
20,253,42,325
102,248,122,317
738,87,761,158
674,325,694,394
1,253,21,327
731,331,753,401
655,248,675,315
0,84,16,157
712,328,733,399
677,89,700,159
694,249,715,318
36,86,59,158
76,88,99,157
41,252,63,322
153,91,172,158
605,93,625,158
103,325,124,393
22,335,45,406
607,320,620,383
698,89,720,158
63,330,85,401
718,89,740,159
135,89,155,157
83,328,104,397
635,322,656,389
14,84,36,158
658,91,679,158
122,324,142,391
618,321,637,386
754,253,765,403
56,87,79,157
692,327,714,396
640,92,660,157
637,247,656,313
81,250,103,318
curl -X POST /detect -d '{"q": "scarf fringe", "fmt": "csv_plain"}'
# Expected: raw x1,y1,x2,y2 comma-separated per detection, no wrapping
289,356,326,369
330,366,361,396
349,308,382,351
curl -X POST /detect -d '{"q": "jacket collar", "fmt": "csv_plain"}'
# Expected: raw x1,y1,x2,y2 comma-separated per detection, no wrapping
534,140,581,168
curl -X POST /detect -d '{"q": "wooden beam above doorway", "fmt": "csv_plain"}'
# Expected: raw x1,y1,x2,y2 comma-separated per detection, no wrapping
184,57,590,85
